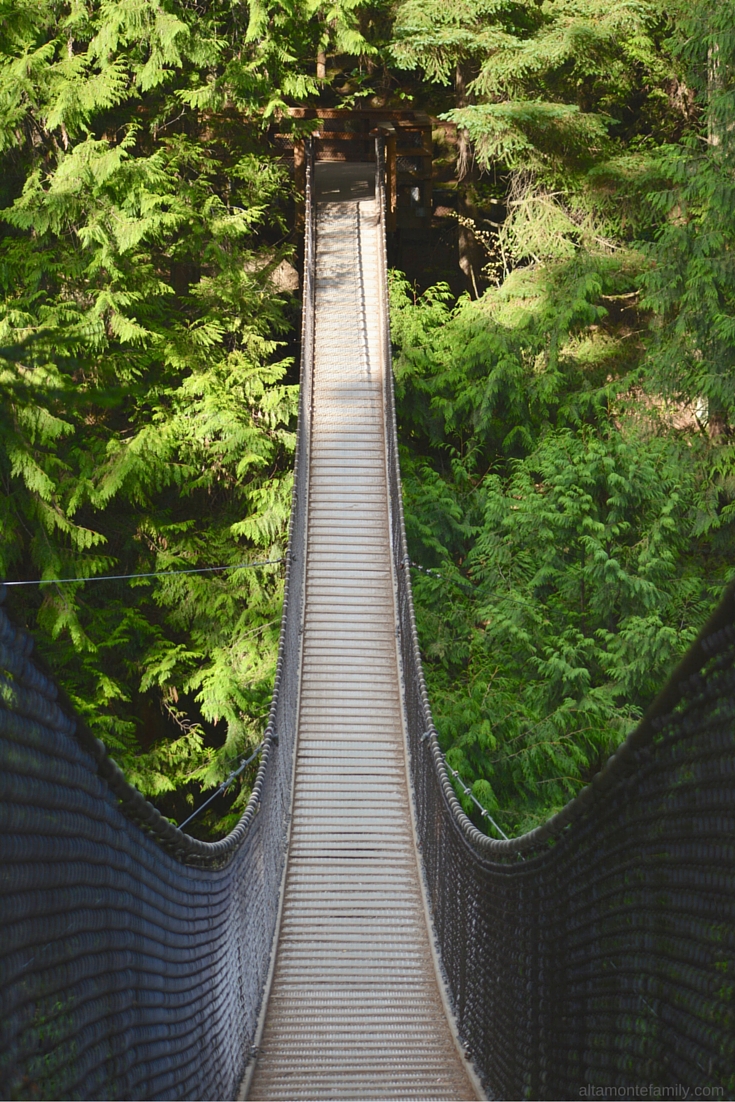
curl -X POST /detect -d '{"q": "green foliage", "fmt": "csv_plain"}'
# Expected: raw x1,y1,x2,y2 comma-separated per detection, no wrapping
469,0,674,106
0,0,349,833
391,252,734,834
393,0,684,174
386,0,735,837
0,0,393,835
390,0,531,86
639,2,735,422
451,101,612,178
0,0,388,832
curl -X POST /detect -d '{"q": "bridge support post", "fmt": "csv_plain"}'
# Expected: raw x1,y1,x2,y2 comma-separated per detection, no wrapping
294,140,305,233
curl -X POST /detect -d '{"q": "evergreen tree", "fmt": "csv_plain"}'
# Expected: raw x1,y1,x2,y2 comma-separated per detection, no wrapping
388,0,735,834
0,0,375,832
641,1,735,434
390,0,538,289
391,250,733,833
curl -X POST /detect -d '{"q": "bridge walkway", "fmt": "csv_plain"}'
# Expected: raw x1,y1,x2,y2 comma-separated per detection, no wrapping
246,179,477,1100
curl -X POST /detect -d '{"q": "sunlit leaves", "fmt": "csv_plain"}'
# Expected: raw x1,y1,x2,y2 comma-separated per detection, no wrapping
449,102,612,177
0,0,305,834
391,246,734,836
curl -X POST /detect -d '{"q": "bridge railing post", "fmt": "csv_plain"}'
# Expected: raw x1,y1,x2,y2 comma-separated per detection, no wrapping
372,124,396,232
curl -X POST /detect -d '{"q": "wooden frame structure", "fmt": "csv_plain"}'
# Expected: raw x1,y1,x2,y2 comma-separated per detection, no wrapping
281,108,433,233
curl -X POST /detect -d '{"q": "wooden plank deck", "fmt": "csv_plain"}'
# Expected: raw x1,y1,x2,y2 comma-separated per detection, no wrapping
246,185,477,1101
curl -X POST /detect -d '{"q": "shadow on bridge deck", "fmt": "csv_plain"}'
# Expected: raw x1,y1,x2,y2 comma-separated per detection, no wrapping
314,162,376,204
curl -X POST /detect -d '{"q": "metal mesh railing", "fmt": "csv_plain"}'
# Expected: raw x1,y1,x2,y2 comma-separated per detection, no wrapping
0,146,317,1102
375,136,735,1100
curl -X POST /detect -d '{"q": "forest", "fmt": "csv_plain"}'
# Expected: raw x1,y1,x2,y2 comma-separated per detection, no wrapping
1,0,734,839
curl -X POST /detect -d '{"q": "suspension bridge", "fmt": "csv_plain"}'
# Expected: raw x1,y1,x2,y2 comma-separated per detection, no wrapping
1,140,733,1101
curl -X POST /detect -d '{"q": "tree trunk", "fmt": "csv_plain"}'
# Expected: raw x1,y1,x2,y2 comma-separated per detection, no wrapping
455,60,484,296
455,60,473,181
708,43,721,148
706,39,729,437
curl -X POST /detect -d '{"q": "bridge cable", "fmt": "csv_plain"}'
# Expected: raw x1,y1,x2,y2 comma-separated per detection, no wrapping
354,203,371,377
178,741,264,830
445,763,509,840
408,559,474,594
423,725,509,840
4,559,284,587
